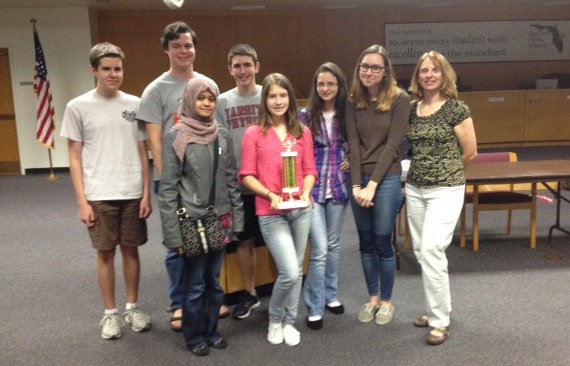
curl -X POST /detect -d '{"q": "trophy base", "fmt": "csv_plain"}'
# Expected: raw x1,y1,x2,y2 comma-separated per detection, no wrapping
277,199,309,210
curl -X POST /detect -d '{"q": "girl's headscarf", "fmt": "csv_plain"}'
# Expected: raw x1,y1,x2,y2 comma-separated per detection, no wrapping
172,77,219,160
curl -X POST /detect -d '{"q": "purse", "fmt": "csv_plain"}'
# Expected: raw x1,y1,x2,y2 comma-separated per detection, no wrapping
176,207,224,257
176,138,225,258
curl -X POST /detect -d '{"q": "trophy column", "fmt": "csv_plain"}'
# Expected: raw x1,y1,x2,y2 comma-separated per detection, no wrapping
278,139,309,210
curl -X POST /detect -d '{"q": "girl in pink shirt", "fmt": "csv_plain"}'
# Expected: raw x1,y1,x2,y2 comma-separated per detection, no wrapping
240,73,317,347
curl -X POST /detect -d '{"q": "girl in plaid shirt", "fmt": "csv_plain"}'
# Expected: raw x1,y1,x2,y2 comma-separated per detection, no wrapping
299,62,350,330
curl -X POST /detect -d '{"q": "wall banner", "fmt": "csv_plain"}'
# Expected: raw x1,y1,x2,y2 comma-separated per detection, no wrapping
385,21,570,65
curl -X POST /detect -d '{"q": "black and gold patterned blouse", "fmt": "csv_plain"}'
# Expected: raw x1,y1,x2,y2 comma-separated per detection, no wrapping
406,98,471,188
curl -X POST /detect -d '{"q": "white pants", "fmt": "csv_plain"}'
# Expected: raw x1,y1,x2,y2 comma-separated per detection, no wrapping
405,183,465,328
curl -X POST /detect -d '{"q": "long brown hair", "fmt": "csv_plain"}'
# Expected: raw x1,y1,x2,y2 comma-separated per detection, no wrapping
410,50,458,100
349,44,403,112
305,62,348,140
258,73,304,139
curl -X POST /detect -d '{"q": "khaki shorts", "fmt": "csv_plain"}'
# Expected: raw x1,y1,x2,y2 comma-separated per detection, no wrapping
87,199,148,250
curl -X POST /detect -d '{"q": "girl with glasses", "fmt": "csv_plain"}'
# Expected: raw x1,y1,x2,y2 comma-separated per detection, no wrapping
299,62,350,330
347,44,410,326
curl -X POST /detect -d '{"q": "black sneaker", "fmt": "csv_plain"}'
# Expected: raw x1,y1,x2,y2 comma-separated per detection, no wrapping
232,293,261,319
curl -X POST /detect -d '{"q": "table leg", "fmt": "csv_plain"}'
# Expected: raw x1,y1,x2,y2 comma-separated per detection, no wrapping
530,182,537,249
473,185,480,252
546,182,570,242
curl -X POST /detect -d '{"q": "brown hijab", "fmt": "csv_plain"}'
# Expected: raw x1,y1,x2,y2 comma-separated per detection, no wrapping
172,77,219,160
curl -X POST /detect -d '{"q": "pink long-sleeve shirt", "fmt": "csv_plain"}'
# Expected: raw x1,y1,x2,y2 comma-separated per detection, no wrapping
240,125,317,216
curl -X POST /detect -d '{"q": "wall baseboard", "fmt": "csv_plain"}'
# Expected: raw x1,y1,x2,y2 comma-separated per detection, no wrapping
25,167,70,175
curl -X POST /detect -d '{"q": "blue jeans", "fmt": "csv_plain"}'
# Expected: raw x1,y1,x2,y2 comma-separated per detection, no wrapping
166,250,185,310
259,207,312,325
181,248,225,348
156,180,185,311
303,199,348,317
349,174,402,301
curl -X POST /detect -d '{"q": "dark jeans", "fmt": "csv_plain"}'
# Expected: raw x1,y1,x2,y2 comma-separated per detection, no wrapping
181,248,225,348
349,174,402,300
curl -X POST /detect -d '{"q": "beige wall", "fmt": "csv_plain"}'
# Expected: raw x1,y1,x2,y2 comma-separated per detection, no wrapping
0,7,94,172
96,6,570,98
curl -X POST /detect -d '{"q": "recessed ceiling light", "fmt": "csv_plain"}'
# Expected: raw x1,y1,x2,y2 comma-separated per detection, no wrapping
322,4,358,9
231,5,267,10
542,0,570,5
416,2,453,7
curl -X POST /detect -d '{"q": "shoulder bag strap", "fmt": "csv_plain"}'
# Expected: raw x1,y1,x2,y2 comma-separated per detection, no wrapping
207,137,219,207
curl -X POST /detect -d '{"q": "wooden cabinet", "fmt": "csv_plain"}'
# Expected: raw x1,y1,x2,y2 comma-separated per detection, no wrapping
460,91,526,144
459,89,570,146
220,246,277,294
0,48,21,175
525,90,570,142
220,243,310,295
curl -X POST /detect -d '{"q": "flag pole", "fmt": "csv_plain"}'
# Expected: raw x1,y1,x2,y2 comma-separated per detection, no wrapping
31,18,60,182
46,149,60,181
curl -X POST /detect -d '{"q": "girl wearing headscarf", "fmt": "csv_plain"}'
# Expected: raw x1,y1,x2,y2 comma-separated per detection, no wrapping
159,77,244,356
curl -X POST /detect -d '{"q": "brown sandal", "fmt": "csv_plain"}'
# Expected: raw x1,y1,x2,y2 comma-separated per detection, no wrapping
170,309,183,332
413,315,429,327
219,304,230,319
426,326,450,345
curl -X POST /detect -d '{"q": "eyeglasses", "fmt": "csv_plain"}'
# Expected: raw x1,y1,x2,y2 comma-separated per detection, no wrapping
316,82,338,90
359,64,386,73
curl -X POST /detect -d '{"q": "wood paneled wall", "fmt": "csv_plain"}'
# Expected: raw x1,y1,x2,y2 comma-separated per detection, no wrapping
460,89,570,147
97,6,570,98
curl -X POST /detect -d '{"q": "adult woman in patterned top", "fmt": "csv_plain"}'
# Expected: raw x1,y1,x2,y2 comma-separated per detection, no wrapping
405,51,477,345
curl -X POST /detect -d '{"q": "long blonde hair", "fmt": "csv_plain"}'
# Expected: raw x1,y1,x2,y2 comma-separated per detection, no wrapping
410,51,458,100
349,44,402,112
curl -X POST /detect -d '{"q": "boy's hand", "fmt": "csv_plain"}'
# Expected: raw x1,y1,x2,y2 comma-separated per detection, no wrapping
78,202,96,227
139,197,152,219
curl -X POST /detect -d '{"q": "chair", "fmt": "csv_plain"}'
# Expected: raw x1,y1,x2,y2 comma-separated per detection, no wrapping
396,202,411,251
460,152,537,251
393,198,410,270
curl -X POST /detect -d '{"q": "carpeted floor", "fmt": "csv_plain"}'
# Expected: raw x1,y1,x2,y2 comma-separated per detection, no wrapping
1,147,570,366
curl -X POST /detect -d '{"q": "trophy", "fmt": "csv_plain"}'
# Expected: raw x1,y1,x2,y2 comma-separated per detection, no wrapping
278,138,309,210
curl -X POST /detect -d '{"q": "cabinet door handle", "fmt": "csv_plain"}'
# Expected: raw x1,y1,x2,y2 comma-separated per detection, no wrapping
0,114,16,121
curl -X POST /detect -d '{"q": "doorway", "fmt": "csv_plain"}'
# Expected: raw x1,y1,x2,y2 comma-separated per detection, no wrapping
0,48,21,175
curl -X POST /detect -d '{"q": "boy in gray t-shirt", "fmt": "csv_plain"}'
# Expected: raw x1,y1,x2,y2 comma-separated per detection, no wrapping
61,42,152,340
137,21,217,332
214,44,262,319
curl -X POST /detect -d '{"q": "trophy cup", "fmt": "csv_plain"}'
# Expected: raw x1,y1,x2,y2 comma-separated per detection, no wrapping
278,138,309,210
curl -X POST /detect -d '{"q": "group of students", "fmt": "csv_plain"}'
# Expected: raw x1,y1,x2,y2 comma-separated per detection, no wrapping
61,20,477,357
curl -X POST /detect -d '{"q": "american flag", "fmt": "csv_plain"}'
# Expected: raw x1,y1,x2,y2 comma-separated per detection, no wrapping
33,27,56,149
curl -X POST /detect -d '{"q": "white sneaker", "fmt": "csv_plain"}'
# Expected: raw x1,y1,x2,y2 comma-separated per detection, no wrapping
267,321,283,345
100,314,125,339
282,324,300,346
123,308,151,332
